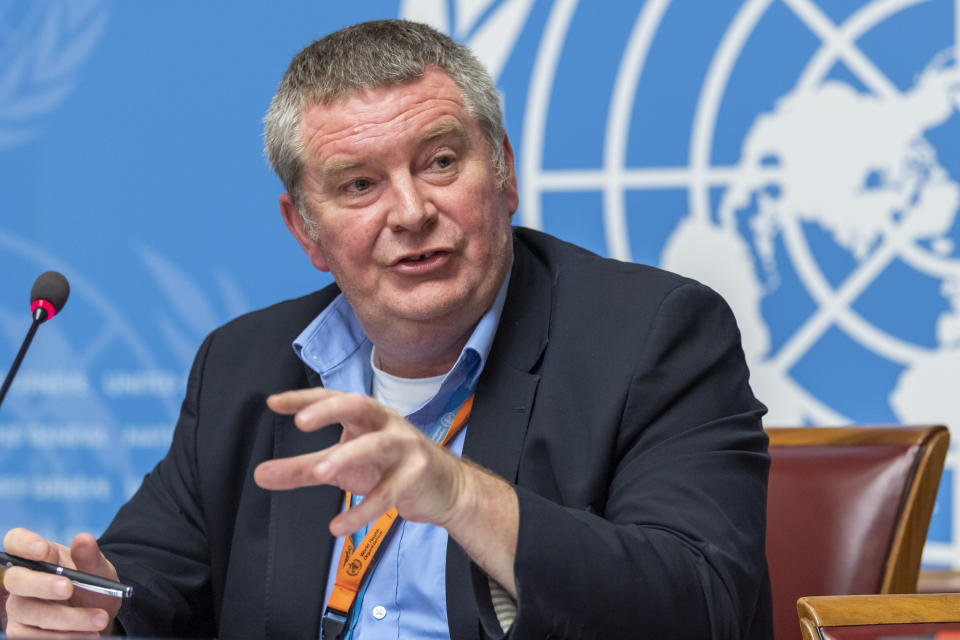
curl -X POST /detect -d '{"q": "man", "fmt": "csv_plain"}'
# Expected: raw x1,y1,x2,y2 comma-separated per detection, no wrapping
1,20,771,639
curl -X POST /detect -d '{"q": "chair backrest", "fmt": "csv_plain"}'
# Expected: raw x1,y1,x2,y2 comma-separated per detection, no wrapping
766,425,949,640
797,593,960,640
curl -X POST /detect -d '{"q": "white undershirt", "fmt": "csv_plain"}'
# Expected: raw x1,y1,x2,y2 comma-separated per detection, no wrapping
370,348,446,416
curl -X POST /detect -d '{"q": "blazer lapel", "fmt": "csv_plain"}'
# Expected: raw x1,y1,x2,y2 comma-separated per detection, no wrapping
465,235,551,488
265,365,344,639
446,236,552,639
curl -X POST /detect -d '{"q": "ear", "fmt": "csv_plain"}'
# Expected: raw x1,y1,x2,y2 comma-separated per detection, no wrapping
501,134,519,217
279,193,331,272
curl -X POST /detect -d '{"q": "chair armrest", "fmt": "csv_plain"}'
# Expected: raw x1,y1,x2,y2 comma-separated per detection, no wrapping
798,593,960,640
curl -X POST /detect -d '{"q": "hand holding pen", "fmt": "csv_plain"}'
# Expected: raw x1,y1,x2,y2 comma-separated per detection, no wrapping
1,528,125,636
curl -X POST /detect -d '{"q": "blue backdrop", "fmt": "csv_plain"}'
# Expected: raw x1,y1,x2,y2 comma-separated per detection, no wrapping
2,0,960,566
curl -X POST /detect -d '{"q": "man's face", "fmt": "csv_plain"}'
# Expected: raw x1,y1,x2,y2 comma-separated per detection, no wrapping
281,68,518,349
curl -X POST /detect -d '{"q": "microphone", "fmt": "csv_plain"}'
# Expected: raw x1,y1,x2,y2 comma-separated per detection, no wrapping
0,273,133,599
0,272,133,599
29,271,70,322
0,271,70,409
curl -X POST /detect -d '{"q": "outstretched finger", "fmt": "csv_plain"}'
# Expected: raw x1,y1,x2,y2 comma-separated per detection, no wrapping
293,393,394,436
254,449,339,491
270,388,391,436
266,387,339,414
255,428,397,492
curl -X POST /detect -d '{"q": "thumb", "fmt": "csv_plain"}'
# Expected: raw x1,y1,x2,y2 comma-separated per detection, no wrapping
70,533,117,581
68,533,121,620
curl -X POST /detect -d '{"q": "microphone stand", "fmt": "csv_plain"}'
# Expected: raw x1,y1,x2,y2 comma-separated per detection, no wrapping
0,308,47,409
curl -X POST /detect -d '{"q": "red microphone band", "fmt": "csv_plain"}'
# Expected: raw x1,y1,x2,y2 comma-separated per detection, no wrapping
31,299,56,320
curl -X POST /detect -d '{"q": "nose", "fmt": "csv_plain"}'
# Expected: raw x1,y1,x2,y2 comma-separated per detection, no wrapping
387,173,437,233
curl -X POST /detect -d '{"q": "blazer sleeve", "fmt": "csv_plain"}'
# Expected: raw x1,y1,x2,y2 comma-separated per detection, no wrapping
98,332,217,637
505,282,770,639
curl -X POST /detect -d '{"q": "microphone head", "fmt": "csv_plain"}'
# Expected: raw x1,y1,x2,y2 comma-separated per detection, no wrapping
29,271,70,321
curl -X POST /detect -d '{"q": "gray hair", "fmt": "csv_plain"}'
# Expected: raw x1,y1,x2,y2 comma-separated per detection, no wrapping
263,19,507,231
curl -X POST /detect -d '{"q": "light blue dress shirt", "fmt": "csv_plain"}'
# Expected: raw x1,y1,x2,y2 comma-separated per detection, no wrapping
292,275,510,640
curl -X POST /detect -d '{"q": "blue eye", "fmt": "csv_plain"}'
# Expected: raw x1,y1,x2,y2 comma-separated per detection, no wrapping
351,179,371,192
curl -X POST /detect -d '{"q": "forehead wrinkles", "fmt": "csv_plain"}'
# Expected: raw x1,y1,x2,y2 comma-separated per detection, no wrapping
300,88,467,166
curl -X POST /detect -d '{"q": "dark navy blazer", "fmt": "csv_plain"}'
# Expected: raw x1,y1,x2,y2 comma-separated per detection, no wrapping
101,227,772,639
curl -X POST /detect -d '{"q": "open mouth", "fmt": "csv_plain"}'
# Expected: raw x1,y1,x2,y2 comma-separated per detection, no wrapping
401,251,438,263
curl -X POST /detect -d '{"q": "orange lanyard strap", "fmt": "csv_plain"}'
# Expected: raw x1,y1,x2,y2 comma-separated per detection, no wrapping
324,393,475,623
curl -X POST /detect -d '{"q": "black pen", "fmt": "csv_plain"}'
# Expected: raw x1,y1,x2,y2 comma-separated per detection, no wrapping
0,550,133,599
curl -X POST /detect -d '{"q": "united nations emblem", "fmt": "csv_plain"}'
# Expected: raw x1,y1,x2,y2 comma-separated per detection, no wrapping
411,0,960,563
346,559,363,577
0,0,108,148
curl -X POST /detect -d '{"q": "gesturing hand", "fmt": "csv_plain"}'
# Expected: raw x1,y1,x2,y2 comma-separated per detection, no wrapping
253,388,470,538
2,528,120,637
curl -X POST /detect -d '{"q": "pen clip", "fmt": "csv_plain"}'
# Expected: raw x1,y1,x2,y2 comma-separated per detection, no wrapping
70,579,130,599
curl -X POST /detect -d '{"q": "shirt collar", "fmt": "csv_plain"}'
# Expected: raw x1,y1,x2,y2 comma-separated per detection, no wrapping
293,269,512,396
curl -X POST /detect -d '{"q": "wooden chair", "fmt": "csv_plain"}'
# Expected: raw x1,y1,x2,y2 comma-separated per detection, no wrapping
797,593,960,639
766,425,949,640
